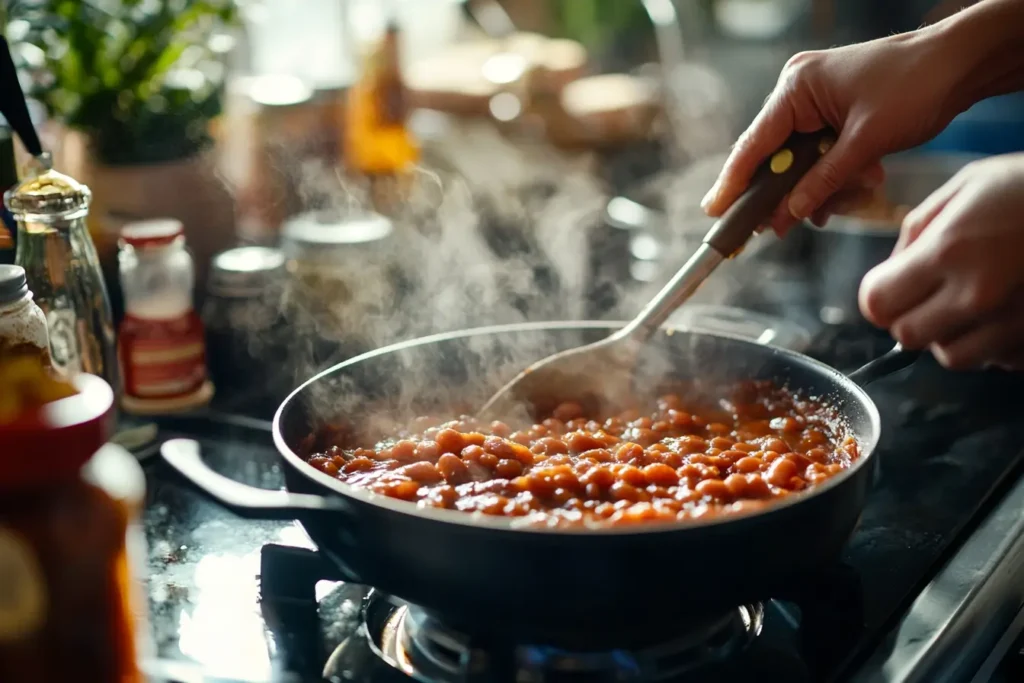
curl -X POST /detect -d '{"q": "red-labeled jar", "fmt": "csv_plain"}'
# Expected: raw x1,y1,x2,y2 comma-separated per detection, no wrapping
117,218,213,414
0,370,149,683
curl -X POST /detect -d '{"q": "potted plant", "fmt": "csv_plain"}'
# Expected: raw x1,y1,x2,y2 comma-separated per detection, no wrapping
7,0,240,303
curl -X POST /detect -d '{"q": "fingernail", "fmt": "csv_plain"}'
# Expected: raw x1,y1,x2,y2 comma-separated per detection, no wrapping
700,182,720,211
789,194,813,220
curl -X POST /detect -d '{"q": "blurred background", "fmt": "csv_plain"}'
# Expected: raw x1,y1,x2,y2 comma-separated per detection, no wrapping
3,0,1024,411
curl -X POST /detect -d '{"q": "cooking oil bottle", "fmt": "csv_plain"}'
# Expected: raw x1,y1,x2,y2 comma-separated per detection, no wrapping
343,20,420,214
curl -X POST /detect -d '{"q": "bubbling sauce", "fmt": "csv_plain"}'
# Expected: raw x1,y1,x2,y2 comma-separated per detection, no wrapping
304,380,859,528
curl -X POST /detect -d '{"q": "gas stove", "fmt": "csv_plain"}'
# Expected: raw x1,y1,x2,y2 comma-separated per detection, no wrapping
253,544,860,683
136,317,1024,683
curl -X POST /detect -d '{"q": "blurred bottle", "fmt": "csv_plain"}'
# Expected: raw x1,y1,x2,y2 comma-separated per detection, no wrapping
117,219,212,415
5,155,117,388
0,367,148,683
343,21,420,213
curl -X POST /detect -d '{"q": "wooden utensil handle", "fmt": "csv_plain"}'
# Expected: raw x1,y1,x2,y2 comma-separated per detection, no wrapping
704,127,837,256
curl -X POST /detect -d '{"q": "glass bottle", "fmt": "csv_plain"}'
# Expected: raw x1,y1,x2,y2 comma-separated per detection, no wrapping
0,368,148,683
343,21,420,213
4,154,117,386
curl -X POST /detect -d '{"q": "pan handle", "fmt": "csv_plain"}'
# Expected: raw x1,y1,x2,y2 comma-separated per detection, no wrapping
846,342,921,388
160,438,348,520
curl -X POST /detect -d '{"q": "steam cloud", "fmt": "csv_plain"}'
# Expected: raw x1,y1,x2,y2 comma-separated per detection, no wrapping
223,74,759,433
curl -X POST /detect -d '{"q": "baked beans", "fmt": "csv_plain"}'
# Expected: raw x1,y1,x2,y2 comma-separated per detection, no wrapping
305,381,859,527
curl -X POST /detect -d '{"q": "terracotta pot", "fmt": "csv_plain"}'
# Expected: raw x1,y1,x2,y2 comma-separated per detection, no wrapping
86,152,237,310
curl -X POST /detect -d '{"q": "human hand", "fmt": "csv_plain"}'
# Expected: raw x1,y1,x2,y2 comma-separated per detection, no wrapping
859,154,1024,370
701,29,970,234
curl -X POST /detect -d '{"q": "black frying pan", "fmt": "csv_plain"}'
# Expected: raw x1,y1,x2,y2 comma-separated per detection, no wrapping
162,322,916,649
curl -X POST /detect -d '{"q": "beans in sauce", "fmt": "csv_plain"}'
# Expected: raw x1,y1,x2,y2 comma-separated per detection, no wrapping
305,381,859,527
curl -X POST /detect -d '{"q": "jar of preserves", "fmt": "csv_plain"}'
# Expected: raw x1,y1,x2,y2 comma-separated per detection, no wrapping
0,264,49,365
0,363,149,683
116,218,213,414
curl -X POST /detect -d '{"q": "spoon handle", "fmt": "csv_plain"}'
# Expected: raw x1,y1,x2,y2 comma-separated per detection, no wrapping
616,127,837,342
705,128,836,257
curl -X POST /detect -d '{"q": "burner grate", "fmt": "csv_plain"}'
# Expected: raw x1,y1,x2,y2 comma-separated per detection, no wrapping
367,590,763,683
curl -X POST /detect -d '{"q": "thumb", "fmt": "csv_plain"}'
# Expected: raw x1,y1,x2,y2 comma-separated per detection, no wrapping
786,124,877,222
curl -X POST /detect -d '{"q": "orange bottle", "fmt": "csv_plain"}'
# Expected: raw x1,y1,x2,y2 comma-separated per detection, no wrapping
343,22,420,211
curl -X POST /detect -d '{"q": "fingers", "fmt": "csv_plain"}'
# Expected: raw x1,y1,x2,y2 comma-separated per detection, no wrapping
764,162,886,234
893,173,966,254
809,185,879,227
702,94,798,217
889,284,977,349
860,161,886,189
787,123,877,221
990,350,1024,372
931,296,1024,370
858,245,943,329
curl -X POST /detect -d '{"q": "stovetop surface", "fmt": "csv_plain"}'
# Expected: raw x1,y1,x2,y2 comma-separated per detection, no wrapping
137,266,1024,683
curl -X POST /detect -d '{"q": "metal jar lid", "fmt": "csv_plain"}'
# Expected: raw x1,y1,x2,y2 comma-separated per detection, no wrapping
4,153,91,221
0,264,29,305
281,210,394,265
208,246,286,298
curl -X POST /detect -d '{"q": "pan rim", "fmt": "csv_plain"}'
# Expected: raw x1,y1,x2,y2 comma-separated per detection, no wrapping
273,320,883,536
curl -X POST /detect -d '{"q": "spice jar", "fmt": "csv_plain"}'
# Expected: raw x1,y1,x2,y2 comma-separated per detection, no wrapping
117,218,213,414
281,210,401,355
202,246,291,411
0,264,49,365
5,154,117,384
0,366,148,683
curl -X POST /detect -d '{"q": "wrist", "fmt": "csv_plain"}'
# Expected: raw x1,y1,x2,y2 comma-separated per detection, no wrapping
926,0,1024,113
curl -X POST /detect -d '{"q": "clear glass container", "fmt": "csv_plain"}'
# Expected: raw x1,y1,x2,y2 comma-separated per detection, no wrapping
118,220,195,321
281,210,400,349
4,154,117,385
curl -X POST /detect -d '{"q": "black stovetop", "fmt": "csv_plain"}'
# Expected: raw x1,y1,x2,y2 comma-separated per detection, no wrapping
137,312,1024,682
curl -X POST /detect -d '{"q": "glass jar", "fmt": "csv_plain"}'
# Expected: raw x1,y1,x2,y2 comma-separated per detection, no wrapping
117,219,212,412
281,210,400,356
202,246,291,412
0,371,148,683
0,264,50,365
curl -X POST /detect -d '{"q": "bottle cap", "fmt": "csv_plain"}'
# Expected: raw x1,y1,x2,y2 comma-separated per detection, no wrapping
120,218,185,249
0,264,28,305
4,153,92,221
